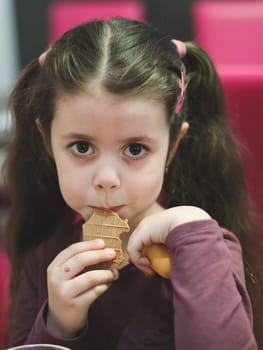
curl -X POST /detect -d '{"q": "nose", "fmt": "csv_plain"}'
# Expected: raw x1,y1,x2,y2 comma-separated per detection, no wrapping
93,161,121,191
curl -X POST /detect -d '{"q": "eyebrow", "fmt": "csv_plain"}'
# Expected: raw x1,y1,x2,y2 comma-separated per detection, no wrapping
60,133,155,143
120,136,155,143
60,133,95,141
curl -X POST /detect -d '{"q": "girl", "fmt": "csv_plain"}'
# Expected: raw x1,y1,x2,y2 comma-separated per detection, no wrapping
4,18,262,349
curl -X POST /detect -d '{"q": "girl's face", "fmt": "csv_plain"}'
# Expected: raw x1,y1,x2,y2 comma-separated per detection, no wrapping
50,88,170,230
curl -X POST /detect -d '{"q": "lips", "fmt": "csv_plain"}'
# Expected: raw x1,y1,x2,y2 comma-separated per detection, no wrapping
96,205,124,213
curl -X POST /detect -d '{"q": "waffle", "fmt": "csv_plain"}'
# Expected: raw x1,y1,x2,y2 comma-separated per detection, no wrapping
82,208,130,269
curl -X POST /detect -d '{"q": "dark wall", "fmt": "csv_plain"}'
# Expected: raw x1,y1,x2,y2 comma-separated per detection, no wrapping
145,0,193,40
15,0,48,67
15,0,194,67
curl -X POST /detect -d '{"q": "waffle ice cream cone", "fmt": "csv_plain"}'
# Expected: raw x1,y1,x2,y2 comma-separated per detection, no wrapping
82,208,130,269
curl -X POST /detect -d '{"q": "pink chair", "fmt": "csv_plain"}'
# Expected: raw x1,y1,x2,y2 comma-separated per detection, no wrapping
0,247,10,350
217,64,263,225
192,1,263,65
48,0,145,43
192,0,263,247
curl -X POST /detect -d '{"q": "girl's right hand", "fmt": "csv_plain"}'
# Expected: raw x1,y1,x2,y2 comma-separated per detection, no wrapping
46,239,117,338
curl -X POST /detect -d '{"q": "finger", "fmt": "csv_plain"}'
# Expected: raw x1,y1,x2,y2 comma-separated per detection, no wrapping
75,283,111,306
127,231,148,265
61,248,116,279
49,239,106,267
111,269,119,281
127,230,155,276
68,269,117,298
131,255,154,276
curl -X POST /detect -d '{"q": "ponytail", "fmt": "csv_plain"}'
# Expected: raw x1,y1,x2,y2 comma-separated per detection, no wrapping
165,42,262,345
166,42,251,235
4,60,66,296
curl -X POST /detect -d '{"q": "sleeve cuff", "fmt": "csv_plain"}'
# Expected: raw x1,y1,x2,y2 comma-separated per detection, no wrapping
27,300,88,348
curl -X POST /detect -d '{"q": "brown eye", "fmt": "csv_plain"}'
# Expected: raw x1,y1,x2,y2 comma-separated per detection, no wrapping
71,141,93,156
123,143,148,159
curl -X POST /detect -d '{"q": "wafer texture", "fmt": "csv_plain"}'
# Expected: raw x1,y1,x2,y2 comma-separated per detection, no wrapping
82,208,130,269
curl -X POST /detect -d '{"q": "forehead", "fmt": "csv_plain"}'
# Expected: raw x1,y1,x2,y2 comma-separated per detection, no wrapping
55,87,165,110
53,89,168,131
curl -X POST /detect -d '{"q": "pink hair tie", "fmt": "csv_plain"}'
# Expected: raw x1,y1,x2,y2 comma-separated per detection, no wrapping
38,48,51,66
171,39,187,58
171,39,186,114
175,71,186,114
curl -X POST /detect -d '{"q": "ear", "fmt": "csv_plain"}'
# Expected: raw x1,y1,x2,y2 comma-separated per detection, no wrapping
35,118,44,137
166,122,189,167
35,118,52,155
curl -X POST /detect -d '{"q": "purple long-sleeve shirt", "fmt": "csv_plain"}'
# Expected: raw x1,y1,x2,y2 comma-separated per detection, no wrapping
8,219,257,349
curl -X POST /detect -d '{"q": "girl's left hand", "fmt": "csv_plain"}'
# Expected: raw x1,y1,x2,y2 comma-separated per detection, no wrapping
127,206,210,275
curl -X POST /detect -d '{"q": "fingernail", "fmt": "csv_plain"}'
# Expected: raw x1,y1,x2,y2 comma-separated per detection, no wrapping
111,269,119,280
105,249,116,257
95,239,105,247
143,269,154,277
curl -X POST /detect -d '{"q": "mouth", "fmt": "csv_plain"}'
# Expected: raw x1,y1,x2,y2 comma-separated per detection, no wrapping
95,205,125,213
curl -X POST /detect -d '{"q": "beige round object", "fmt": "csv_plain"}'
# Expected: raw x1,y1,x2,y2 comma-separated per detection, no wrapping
143,243,172,279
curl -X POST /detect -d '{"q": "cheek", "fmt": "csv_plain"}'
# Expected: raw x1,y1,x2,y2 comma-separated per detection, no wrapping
128,166,165,203
55,159,88,210
133,152,167,198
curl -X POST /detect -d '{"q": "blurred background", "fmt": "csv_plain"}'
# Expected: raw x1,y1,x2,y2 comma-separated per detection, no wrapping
15,0,194,67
